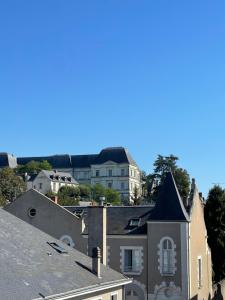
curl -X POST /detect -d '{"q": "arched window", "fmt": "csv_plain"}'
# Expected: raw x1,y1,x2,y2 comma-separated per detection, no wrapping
158,237,176,276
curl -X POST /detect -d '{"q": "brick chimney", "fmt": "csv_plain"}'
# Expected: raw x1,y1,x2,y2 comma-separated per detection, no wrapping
92,247,101,278
88,205,107,265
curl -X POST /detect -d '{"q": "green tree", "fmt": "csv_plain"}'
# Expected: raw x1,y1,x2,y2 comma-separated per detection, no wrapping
105,188,121,205
132,185,141,205
146,154,190,202
79,184,91,200
16,160,52,175
91,184,106,203
0,168,26,203
57,186,80,206
204,185,225,282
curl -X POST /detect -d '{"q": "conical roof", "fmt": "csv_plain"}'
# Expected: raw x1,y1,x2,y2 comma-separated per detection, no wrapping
150,172,189,222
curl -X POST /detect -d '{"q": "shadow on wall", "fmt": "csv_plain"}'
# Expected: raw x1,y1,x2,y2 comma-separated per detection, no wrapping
191,293,212,300
213,283,224,300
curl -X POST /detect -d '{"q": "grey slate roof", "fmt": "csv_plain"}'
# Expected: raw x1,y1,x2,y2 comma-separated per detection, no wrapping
65,206,154,235
16,147,138,169
0,208,130,300
150,172,190,222
41,170,78,184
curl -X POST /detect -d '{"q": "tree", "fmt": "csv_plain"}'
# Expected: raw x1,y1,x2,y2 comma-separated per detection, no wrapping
0,168,26,203
16,160,52,175
146,154,190,202
57,186,80,206
204,185,225,282
79,184,91,200
105,188,121,205
91,184,106,203
132,185,141,205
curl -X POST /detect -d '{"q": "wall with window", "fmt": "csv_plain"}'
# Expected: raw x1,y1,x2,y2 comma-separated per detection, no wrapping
189,188,213,300
147,222,183,299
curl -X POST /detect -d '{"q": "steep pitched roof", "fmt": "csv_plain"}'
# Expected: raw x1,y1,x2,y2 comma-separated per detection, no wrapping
18,154,72,169
41,170,78,184
0,208,130,300
95,147,137,166
150,172,190,222
71,154,98,168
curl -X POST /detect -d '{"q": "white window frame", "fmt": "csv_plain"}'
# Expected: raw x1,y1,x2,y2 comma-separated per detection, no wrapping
120,246,143,275
197,256,202,289
158,236,176,276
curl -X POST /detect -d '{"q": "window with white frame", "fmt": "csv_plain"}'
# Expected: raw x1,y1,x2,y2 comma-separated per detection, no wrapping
108,169,112,176
158,237,176,276
121,247,143,274
198,256,202,288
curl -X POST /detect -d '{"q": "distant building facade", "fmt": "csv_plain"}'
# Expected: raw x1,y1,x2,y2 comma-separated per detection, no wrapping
0,147,141,201
26,170,78,194
5,172,213,300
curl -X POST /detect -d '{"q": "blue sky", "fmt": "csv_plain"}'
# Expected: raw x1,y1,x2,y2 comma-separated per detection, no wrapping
1,1,225,196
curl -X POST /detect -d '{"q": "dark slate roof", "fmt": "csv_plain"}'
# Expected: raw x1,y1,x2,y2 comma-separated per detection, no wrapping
95,147,138,166
150,172,190,222
65,206,154,235
0,208,130,300
0,152,17,168
71,154,98,168
16,147,138,169
18,154,72,169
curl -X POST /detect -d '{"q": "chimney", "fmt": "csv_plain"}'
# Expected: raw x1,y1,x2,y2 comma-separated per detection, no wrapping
88,205,107,265
92,247,101,278
50,196,58,204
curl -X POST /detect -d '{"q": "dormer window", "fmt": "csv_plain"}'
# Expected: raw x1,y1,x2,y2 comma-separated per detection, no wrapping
68,177,71,182
129,218,141,227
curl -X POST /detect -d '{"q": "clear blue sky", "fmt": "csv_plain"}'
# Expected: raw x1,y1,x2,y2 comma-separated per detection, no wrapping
1,1,225,196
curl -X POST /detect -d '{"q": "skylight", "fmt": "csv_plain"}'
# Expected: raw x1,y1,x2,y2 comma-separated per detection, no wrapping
129,218,141,227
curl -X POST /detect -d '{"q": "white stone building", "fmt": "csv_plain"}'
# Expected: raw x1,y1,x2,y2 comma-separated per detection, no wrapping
27,170,78,194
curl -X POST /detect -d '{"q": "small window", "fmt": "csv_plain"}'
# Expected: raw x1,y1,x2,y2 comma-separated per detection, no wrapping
129,218,140,227
121,182,125,190
39,183,42,189
108,182,113,188
161,238,175,275
28,208,36,218
121,169,125,176
108,169,112,176
96,170,100,177
198,257,202,288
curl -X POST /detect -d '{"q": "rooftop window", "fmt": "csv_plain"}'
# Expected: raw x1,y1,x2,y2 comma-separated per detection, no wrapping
129,218,141,227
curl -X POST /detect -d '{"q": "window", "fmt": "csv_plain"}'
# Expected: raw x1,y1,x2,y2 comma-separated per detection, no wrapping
121,169,125,176
39,183,42,189
111,293,118,300
159,237,176,276
108,182,113,188
108,169,112,177
134,170,136,177
121,182,125,190
198,256,202,288
96,170,100,177
123,248,141,273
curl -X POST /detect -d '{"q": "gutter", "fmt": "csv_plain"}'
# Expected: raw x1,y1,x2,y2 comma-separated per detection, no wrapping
34,278,132,300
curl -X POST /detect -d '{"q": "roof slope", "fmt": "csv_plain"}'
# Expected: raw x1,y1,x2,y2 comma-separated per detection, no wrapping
41,170,78,184
65,206,154,235
18,154,72,169
150,172,190,222
0,208,130,300
95,147,137,166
